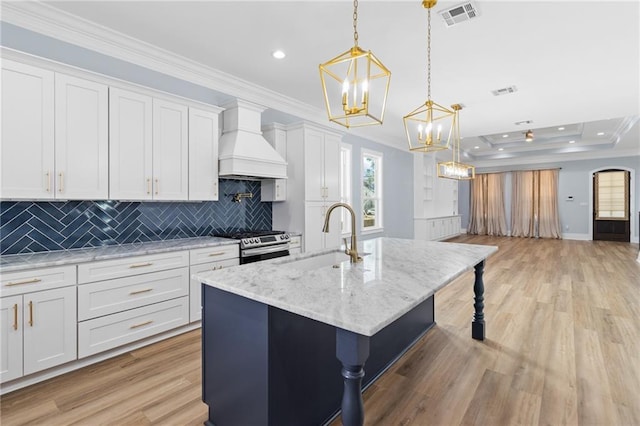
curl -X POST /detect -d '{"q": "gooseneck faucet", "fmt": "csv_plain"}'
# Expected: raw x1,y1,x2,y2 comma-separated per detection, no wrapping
322,202,362,263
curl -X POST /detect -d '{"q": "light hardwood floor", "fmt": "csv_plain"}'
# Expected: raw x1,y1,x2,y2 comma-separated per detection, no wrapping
2,236,639,426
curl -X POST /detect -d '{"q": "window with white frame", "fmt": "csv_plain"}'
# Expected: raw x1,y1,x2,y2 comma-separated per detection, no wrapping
362,150,383,231
340,144,353,234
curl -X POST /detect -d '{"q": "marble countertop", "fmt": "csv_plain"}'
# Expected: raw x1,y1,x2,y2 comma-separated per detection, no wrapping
194,237,498,336
0,237,238,273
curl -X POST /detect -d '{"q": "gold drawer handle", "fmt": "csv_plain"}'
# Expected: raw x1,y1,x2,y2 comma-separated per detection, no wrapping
130,288,153,295
208,252,226,257
28,301,34,327
129,262,153,268
13,304,18,330
6,277,42,286
130,320,153,329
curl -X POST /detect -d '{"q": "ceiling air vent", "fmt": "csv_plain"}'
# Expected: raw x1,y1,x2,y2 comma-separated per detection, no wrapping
491,85,518,96
439,2,479,27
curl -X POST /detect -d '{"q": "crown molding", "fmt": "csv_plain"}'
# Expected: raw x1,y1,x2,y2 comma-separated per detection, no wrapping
471,148,640,169
1,1,403,151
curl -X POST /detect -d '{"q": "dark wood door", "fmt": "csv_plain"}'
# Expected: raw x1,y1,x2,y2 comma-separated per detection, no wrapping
593,170,630,242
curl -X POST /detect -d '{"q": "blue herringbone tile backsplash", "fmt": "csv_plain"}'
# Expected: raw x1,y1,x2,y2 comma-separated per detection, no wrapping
0,179,272,255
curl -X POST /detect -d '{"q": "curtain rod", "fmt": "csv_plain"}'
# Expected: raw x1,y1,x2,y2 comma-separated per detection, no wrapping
476,167,562,174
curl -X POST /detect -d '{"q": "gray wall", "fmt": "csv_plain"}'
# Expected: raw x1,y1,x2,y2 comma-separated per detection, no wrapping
343,134,415,240
458,156,640,241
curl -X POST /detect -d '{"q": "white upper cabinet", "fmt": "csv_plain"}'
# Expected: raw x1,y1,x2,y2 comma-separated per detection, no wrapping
303,128,341,203
152,99,188,201
1,60,55,199
55,74,109,199
188,107,220,201
110,90,188,201
1,61,109,200
109,88,154,200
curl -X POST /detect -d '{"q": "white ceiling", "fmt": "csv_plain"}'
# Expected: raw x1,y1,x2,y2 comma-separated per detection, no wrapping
23,0,640,166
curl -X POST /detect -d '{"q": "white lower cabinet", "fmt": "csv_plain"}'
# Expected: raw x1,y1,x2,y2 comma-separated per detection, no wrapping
0,287,77,382
189,259,239,322
78,297,189,358
189,244,240,322
1,296,23,383
289,235,302,255
414,215,462,241
77,268,190,321
304,202,341,252
77,251,191,358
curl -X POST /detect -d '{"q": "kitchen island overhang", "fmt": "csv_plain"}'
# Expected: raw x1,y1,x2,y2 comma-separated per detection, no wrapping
194,237,497,426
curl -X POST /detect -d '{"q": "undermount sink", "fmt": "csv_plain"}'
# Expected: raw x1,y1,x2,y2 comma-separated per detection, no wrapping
285,251,369,272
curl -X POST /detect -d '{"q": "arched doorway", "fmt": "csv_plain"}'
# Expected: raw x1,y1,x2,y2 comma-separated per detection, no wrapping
589,167,635,242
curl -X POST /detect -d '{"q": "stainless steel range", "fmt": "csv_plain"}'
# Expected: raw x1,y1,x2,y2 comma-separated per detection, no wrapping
213,230,291,264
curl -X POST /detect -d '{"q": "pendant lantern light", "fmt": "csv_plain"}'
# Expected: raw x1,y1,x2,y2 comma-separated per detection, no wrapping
436,104,475,180
404,0,456,152
319,0,391,128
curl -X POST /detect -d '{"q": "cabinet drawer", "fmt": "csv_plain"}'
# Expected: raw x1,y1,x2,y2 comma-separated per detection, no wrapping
189,245,238,265
289,236,302,249
78,251,189,284
189,258,239,323
1,265,76,297
78,296,189,358
78,267,189,321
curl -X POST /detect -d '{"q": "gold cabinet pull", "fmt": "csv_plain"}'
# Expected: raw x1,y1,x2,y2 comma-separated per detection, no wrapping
5,277,41,286
130,320,153,329
28,301,33,327
129,288,152,295
147,178,151,195
59,172,64,193
208,252,225,257
129,262,153,268
211,265,224,271
213,181,218,197
155,178,159,195
45,171,51,192
13,304,18,330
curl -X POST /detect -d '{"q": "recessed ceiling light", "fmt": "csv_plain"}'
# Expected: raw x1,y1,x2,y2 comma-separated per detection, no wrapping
569,140,575,144
498,148,504,151
474,146,480,149
272,50,286,59
597,132,605,136
558,127,565,131
502,134,509,138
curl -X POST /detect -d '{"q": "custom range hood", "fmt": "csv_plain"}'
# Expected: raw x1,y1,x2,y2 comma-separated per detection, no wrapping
218,99,287,180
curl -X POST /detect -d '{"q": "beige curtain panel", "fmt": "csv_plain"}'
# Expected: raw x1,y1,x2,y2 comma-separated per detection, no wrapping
468,173,508,236
511,169,562,239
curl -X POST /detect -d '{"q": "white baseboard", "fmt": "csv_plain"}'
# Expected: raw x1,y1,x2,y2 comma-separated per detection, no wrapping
562,233,591,241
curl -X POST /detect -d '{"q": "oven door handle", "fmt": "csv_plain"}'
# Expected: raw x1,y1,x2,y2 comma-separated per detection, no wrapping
242,244,290,257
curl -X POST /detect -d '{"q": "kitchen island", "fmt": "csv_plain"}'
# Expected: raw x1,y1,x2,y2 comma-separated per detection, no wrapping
194,237,497,426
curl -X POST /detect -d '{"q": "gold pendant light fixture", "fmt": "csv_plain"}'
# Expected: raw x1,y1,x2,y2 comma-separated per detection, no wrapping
319,0,391,128
437,104,475,180
404,0,456,153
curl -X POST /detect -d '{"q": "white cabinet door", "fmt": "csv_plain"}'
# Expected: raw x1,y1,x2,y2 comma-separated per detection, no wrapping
23,287,77,375
188,107,220,201
189,258,239,322
323,134,341,202
55,74,109,199
1,60,54,199
109,88,153,200
304,202,341,252
153,99,188,200
0,296,23,382
303,129,326,202
261,179,286,202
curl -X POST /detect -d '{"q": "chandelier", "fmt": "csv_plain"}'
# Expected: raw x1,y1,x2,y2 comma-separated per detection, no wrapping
437,104,475,180
404,0,455,152
319,0,391,128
